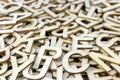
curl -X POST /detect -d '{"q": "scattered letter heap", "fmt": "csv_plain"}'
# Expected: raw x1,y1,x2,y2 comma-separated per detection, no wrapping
0,0,120,80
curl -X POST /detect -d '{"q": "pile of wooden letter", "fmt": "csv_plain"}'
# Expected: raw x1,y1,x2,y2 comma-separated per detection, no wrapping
0,0,120,80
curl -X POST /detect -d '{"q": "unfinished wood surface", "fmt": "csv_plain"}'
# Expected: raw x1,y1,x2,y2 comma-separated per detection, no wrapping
0,0,120,80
